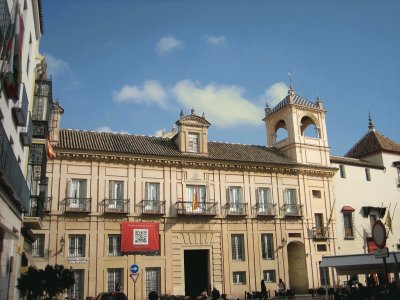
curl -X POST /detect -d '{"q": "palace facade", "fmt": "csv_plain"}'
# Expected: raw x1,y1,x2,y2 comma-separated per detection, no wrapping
31,87,343,300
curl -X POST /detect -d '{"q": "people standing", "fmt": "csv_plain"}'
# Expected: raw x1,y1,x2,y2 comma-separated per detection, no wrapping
261,280,267,299
211,287,221,300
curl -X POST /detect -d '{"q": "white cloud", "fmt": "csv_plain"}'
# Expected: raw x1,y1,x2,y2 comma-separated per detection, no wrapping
44,53,70,77
113,80,167,108
95,126,129,134
156,36,184,55
153,129,164,137
206,35,227,45
172,80,263,127
265,82,289,108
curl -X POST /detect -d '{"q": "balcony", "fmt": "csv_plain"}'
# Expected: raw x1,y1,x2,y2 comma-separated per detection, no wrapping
42,197,52,212
12,83,29,126
32,120,48,139
312,226,329,239
137,200,165,215
176,201,218,216
281,204,303,217
0,123,30,212
253,203,277,217
223,202,248,216
102,198,129,214
64,197,91,213
26,195,44,218
20,117,33,146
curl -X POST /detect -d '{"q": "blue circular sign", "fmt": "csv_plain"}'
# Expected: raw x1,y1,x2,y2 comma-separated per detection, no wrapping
130,264,139,273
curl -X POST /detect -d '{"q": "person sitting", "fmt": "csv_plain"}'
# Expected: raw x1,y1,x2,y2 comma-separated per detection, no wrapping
200,288,208,298
211,287,220,300
277,278,286,297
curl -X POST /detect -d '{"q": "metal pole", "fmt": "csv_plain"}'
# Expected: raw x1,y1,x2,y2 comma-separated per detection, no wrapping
383,257,389,299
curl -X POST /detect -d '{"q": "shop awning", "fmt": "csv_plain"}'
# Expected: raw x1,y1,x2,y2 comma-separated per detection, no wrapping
320,252,400,275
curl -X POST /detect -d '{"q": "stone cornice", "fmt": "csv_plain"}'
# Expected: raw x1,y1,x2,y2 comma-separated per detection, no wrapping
55,151,337,177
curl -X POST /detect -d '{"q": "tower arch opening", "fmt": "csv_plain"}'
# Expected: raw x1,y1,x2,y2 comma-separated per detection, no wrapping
274,120,288,143
300,116,319,139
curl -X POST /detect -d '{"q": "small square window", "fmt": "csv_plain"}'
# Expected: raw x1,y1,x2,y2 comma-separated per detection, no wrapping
317,244,327,252
312,190,321,198
263,270,276,283
233,271,246,284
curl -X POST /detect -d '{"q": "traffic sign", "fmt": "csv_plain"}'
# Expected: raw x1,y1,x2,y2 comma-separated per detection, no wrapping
130,264,139,273
375,247,389,259
372,220,387,249
130,273,139,283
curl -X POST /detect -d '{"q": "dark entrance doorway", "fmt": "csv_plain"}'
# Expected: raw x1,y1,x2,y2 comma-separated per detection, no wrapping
184,249,209,297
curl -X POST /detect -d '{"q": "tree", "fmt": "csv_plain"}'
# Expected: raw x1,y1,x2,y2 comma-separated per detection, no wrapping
17,264,75,299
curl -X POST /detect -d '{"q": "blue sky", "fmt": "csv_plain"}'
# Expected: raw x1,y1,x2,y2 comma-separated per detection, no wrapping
41,0,400,156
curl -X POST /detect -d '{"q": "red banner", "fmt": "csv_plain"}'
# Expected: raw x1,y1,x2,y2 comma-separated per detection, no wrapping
121,222,159,253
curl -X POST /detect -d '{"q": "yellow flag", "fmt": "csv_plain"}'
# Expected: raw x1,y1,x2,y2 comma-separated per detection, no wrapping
385,210,392,233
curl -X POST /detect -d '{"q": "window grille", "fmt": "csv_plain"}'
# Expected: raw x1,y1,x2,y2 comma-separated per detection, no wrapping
107,268,123,292
69,235,85,257
108,235,121,256
263,270,276,283
233,271,246,284
68,270,84,300
32,234,45,257
146,267,161,296
343,212,354,238
261,234,274,260
231,234,245,261
188,133,199,153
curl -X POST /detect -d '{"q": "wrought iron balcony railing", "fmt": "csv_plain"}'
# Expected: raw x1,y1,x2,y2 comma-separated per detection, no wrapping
252,203,277,217
102,198,129,214
137,200,165,215
42,197,52,212
344,228,355,239
64,197,91,213
223,202,248,216
26,195,44,218
281,204,303,217
176,201,218,216
0,122,30,212
32,120,49,139
312,226,329,239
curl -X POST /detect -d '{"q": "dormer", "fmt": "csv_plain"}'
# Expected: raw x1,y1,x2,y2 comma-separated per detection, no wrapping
263,86,330,166
174,109,210,154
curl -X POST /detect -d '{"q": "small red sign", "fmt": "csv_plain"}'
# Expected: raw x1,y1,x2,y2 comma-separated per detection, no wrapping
121,222,159,253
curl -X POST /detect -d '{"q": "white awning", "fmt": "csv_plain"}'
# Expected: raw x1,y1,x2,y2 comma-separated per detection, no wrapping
320,252,400,275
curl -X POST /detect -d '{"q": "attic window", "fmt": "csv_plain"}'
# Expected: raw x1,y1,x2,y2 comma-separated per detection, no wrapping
188,133,199,153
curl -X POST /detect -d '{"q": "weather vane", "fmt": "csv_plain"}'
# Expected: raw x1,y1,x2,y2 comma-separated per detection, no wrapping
288,69,293,87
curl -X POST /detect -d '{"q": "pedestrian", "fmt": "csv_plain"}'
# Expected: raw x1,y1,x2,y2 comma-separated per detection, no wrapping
277,278,286,296
148,291,158,300
211,287,221,300
261,280,267,299
115,282,121,292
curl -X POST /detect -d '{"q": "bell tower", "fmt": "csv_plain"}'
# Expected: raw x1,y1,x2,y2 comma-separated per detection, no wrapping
263,86,330,166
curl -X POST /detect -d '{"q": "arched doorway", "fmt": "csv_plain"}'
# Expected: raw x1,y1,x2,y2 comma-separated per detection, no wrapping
287,242,308,294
